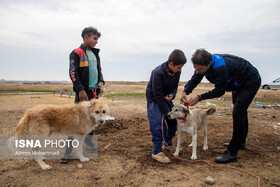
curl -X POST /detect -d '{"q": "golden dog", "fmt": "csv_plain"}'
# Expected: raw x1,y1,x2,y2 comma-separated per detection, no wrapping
9,99,108,170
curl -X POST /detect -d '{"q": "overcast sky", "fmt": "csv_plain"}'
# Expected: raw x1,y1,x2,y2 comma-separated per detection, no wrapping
0,0,279,83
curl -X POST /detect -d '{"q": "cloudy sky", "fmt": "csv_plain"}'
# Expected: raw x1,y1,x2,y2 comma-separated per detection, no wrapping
0,0,279,83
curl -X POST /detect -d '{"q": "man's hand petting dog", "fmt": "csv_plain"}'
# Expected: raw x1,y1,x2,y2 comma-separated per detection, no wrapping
164,94,173,102
188,95,199,106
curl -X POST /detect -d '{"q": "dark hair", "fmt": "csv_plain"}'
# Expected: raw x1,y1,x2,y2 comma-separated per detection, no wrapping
81,26,101,39
191,49,212,66
168,49,187,66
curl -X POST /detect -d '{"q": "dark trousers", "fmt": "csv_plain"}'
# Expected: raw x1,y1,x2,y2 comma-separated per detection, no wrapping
228,79,261,154
147,101,177,155
74,89,97,103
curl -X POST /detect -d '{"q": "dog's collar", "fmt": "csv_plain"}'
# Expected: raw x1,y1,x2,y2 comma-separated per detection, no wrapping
183,102,189,109
177,114,188,122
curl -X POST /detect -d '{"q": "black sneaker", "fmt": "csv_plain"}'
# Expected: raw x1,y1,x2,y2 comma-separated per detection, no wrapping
223,143,246,150
214,150,238,164
60,155,71,164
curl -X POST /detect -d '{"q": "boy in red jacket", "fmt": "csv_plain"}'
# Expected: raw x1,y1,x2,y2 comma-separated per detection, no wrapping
61,26,105,163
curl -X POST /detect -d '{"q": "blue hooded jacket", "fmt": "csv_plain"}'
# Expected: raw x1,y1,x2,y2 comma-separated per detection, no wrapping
184,54,261,100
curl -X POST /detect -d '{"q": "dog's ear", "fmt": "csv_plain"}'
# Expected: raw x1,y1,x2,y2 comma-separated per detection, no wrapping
89,99,98,108
183,106,190,114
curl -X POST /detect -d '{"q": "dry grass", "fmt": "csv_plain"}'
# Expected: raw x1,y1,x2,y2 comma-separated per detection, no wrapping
0,82,280,186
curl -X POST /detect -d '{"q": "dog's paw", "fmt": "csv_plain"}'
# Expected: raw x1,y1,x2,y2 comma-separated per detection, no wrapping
191,155,197,160
174,152,179,157
203,145,208,150
42,164,52,170
80,157,89,162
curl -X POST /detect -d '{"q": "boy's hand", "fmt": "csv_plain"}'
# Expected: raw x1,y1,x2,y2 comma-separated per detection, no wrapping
188,95,199,106
98,82,104,87
164,94,173,102
79,90,88,101
180,91,188,104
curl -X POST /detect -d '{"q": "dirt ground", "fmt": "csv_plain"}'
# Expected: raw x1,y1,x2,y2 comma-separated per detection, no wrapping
0,82,279,187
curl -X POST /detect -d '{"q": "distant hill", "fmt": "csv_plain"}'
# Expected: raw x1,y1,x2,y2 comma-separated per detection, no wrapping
0,80,70,84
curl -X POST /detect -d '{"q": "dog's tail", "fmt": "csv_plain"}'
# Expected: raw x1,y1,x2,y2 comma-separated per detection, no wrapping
15,114,30,136
8,114,31,151
205,102,217,115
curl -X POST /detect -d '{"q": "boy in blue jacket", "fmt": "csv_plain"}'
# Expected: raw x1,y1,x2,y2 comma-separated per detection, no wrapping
146,49,187,163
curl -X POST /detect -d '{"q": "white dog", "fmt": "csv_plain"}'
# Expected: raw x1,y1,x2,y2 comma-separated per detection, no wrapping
168,103,217,159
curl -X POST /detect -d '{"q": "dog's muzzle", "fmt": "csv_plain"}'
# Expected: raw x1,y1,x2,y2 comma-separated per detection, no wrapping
167,113,173,119
98,119,105,124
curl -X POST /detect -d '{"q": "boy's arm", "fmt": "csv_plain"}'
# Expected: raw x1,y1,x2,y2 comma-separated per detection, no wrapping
69,51,84,92
170,71,181,100
183,71,204,95
152,73,170,115
97,57,105,84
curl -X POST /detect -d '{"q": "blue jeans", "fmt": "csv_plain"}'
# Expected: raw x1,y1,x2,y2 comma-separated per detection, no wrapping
147,101,177,155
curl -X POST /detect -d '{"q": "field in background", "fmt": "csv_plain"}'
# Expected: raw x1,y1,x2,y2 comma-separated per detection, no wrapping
0,82,279,186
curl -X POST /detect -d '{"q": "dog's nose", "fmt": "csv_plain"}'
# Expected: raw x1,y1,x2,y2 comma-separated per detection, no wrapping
167,114,172,119
99,119,105,124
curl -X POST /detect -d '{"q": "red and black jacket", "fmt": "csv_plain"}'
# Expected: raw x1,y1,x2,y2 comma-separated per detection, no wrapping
69,44,105,93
